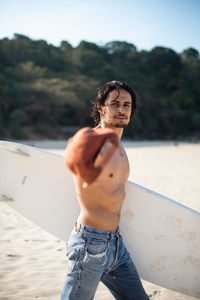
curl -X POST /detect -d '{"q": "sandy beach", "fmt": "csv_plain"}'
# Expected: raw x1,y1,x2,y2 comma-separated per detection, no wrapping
0,141,199,300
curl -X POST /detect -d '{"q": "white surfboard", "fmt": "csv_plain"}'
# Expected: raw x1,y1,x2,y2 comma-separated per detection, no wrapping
0,141,200,298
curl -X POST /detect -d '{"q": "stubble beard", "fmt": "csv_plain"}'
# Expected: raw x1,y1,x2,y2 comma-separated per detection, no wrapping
100,111,129,128
110,122,128,128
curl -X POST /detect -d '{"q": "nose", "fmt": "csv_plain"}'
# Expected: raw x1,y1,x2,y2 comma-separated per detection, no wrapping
117,105,125,113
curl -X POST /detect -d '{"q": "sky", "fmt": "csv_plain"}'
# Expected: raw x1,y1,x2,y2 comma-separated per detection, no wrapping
0,0,200,53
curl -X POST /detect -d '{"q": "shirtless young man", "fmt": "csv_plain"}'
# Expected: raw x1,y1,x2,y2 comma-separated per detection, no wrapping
61,81,149,300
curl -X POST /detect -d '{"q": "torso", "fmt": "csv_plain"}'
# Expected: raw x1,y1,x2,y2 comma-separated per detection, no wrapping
75,141,130,231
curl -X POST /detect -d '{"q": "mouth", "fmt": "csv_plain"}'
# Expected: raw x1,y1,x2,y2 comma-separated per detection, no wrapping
114,115,127,120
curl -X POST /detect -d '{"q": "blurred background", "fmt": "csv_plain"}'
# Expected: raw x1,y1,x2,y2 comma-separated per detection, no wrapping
0,0,200,141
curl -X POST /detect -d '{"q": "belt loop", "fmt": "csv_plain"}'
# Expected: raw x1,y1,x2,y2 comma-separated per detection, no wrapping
74,222,79,232
74,222,82,234
115,227,119,238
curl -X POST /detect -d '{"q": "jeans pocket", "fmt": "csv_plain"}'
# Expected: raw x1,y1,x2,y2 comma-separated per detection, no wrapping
87,237,108,255
67,232,85,249
66,246,79,273
84,237,108,266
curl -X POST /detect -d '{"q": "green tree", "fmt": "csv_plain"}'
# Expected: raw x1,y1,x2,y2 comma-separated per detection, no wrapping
181,48,199,60
0,35,200,140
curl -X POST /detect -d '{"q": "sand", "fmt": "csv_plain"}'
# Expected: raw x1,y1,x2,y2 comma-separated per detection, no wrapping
0,141,199,300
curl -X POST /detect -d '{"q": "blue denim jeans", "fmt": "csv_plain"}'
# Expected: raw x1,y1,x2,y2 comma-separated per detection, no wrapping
61,225,149,300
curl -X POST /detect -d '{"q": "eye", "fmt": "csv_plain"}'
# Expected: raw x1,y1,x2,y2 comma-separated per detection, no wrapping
124,103,131,109
111,102,118,107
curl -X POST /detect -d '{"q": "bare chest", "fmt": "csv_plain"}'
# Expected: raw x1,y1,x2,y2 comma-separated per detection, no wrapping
94,142,130,183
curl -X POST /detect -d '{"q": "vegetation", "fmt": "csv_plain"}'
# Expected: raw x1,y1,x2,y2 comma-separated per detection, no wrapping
0,34,199,140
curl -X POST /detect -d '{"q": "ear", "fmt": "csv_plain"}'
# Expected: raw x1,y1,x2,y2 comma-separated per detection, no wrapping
97,103,103,115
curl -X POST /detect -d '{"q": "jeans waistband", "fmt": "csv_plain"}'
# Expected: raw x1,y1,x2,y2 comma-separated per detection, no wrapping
77,224,120,239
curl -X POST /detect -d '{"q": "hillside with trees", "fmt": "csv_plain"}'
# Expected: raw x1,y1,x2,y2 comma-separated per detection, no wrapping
0,34,199,140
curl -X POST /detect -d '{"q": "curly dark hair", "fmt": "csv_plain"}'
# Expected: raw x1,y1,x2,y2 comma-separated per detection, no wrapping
91,80,137,125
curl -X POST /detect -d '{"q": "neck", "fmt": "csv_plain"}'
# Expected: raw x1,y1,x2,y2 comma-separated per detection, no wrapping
97,121,124,140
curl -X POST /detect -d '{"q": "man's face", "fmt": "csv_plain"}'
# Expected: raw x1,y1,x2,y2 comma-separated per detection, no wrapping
98,89,132,128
